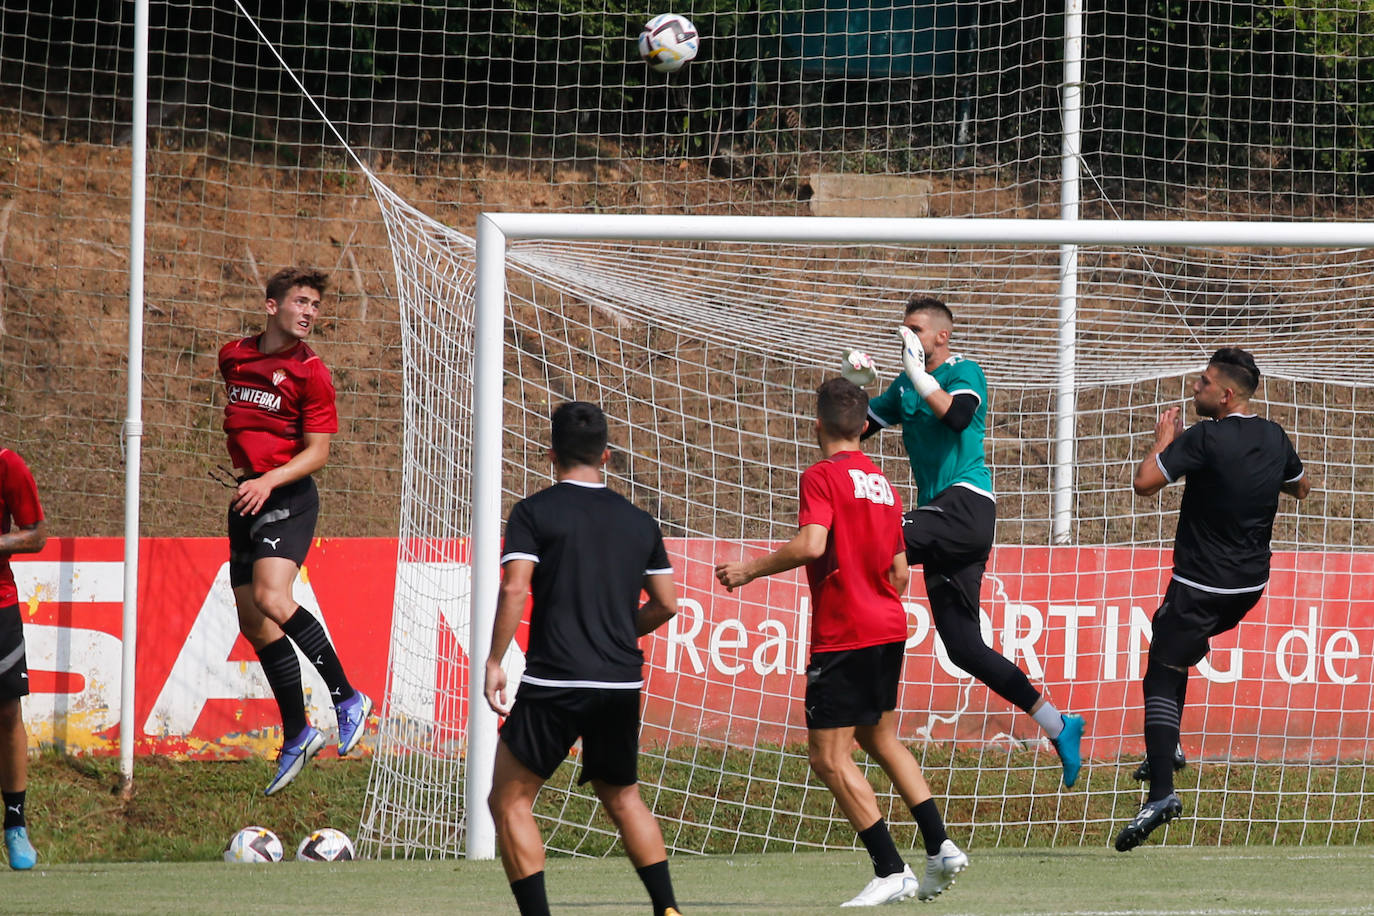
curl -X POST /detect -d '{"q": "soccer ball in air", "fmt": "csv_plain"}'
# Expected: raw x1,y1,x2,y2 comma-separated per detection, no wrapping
296,827,357,862
638,13,699,73
223,826,284,863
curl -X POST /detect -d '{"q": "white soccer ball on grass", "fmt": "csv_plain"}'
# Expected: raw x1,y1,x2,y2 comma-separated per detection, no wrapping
223,826,284,863
296,827,357,862
638,13,700,73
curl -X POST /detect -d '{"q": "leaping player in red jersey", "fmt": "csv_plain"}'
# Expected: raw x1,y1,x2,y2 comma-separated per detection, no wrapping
0,447,46,870
218,267,372,796
715,377,968,906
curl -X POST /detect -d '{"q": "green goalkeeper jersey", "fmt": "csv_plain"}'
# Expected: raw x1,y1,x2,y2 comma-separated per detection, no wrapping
866,354,994,506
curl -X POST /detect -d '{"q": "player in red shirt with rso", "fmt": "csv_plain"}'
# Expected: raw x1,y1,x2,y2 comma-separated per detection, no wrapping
716,377,968,906
218,267,371,796
0,446,46,869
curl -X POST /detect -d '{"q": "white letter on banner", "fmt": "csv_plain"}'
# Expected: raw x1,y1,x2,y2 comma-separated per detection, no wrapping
666,597,704,674
388,561,480,722
146,563,331,734
1323,631,1359,685
753,620,789,675
1047,605,1094,679
1002,604,1044,679
794,595,810,673
1127,606,1152,680
13,561,124,741
23,625,122,738
1103,605,1120,679
904,601,930,651
1275,606,1319,685
710,619,748,675
1198,646,1242,683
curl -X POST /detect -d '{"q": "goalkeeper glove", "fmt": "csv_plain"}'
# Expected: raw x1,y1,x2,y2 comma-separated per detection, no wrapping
841,349,877,386
899,326,940,399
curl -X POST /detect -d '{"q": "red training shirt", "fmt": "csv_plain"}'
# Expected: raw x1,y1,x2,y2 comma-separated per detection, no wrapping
0,448,45,608
797,450,908,652
218,336,339,473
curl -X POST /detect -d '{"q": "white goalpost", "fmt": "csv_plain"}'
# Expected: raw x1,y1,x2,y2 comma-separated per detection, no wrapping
358,186,1374,860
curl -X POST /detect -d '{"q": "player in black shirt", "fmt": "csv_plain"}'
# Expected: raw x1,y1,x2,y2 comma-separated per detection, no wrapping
484,402,683,916
1116,348,1310,852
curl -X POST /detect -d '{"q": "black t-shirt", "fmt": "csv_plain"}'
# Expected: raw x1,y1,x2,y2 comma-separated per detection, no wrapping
501,480,673,686
1157,413,1304,592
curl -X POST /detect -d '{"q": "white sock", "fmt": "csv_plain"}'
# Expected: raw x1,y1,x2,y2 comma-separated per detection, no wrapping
1032,700,1063,738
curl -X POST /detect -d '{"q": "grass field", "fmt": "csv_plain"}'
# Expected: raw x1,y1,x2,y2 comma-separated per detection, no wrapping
5,847,1374,914
11,752,1374,913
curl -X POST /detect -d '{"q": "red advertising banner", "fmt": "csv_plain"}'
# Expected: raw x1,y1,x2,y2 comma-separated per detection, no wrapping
13,539,1374,761
15,538,395,758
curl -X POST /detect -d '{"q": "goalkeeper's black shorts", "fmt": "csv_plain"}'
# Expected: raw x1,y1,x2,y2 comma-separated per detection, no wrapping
902,484,995,619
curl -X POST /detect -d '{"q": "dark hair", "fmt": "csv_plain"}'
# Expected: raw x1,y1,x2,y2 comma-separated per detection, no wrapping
265,267,328,303
551,401,609,468
817,377,869,439
904,295,953,325
1209,347,1260,397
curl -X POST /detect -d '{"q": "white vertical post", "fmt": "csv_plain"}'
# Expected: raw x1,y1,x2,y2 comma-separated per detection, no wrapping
1052,0,1084,545
119,0,150,794
464,215,506,860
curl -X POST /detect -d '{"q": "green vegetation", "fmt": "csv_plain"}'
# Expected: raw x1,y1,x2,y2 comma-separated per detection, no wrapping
20,744,1374,867
24,750,369,864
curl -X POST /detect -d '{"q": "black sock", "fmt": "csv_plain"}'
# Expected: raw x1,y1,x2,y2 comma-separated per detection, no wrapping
2,790,24,829
256,636,308,740
857,818,906,878
1143,661,1187,800
510,871,551,916
281,606,355,705
636,860,678,916
909,798,949,857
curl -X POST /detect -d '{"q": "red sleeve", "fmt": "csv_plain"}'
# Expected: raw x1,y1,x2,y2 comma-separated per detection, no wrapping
797,463,833,530
301,358,339,434
1,450,44,528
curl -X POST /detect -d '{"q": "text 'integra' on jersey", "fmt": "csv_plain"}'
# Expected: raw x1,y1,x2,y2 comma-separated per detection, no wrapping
227,385,283,413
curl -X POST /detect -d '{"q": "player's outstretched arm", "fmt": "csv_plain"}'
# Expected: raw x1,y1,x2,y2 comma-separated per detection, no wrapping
887,550,909,594
0,519,46,558
1133,406,1182,496
841,349,877,386
715,524,828,591
485,558,534,715
898,327,953,417
232,431,332,517
636,572,678,636
1281,473,1312,500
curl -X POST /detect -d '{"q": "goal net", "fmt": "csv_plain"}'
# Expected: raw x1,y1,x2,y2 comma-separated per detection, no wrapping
358,187,1374,857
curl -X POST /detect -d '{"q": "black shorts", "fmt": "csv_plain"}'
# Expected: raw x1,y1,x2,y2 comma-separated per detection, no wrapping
804,640,904,730
902,485,996,619
500,684,642,786
0,603,30,700
1149,579,1264,669
227,475,320,588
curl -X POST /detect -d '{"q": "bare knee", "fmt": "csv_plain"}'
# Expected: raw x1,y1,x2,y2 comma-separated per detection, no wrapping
0,699,21,734
808,747,846,785
250,586,296,625
595,783,644,825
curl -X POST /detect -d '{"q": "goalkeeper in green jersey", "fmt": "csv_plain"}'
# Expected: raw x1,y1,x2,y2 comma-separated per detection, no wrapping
859,296,1086,788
